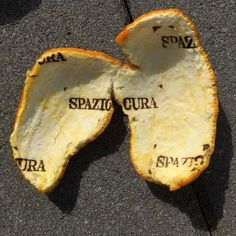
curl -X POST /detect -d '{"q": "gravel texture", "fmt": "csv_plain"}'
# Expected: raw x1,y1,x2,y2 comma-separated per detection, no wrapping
0,0,235,235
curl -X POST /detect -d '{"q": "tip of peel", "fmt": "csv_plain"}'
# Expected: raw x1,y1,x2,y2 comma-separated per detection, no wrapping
115,30,128,44
115,8,184,45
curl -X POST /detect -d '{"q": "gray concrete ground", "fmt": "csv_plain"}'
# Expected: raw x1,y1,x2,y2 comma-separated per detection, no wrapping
0,0,235,235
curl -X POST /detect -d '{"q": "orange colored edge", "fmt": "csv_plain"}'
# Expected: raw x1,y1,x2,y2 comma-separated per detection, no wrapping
11,9,219,192
12,48,122,131
118,9,219,191
10,47,118,192
37,47,122,66
38,106,115,193
115,8,181,44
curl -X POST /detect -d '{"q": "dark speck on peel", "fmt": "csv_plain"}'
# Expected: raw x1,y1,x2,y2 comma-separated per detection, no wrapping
203,144,210,151
152,26,161,32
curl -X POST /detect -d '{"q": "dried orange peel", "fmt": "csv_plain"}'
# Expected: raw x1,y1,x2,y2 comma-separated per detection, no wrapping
10,49,121,192
10,9,218,192
114,9,218,191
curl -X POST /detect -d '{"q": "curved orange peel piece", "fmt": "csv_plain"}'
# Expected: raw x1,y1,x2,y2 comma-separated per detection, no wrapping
10,9,218,192
114,9,218,191
10,48,121,192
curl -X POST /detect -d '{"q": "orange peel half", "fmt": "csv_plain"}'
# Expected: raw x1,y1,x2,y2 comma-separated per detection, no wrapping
10,9,218,192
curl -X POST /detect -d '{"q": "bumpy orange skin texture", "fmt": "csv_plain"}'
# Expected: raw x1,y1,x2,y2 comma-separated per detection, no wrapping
10,9,218,192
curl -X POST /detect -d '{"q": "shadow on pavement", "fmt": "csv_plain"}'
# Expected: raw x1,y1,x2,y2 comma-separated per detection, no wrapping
47,102,127,213
147,105,233,232
193,105,233,231
147,183,209,231
0,0,41,25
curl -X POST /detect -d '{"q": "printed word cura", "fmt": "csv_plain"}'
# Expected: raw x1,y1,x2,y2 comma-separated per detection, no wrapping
15,158,46,172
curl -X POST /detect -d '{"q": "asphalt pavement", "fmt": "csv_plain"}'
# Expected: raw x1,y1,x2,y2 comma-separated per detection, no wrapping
0,0,235,235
